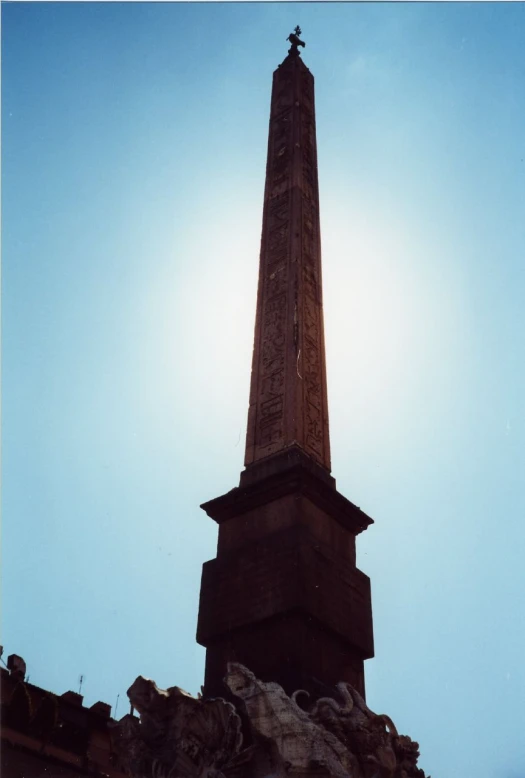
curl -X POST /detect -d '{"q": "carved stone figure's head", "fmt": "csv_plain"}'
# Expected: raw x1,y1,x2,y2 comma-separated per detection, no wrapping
224,663,258,700
165,684,194,702
127,676,168,715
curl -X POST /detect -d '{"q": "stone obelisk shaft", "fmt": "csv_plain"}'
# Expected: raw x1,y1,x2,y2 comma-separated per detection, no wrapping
198,52,374,701
245,53,331,472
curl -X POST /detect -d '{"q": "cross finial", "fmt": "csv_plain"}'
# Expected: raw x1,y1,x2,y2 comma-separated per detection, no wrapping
286,26,306,56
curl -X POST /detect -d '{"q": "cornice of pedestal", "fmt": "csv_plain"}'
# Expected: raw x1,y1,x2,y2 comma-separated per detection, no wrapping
200,446,373,537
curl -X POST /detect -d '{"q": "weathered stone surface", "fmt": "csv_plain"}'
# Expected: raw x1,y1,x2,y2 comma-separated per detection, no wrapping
244,52,331,472
198,524,373,699
112,664,428,778
114,676,244,778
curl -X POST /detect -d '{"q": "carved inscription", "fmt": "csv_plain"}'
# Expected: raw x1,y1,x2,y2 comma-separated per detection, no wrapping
247,59,330,469
273,77,293,117
259,396,284,447
258,291,286,452
303,265,319,304
303,321,323,459
255,138,293,454
302,123,316,201
270,114,293,197
268,223,288,253
305,399,323,457
265,193,290,291
303,294,319,349
266,262,287,298
256,165,290,454
261,369,284,399
299,96,325,462
253,108,295,456
301,69,314,113
302,197,317,268
268,191,290,226
261,295,286,374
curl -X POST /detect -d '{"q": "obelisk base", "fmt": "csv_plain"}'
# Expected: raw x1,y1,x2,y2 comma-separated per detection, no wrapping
198,456,374,700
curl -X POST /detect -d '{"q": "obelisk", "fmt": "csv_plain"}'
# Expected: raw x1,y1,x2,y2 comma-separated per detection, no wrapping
197,30,374,700
243,31,331,475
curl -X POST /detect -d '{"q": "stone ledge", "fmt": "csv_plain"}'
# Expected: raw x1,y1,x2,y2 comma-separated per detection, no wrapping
201,454,373,537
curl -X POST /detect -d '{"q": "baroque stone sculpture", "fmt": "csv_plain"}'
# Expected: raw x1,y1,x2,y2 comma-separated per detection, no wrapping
112,664,428,778
287,26,306,56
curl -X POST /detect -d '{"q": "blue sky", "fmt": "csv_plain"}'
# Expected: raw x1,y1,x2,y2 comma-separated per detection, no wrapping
2,3,524,776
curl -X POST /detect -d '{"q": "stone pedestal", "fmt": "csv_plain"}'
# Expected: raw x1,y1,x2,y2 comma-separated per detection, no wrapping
198,449,374,699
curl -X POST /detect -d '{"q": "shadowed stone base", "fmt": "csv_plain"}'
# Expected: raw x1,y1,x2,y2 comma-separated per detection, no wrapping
112,664,428,778
198,453,374,700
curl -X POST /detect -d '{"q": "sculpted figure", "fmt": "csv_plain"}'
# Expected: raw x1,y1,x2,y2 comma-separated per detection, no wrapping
113,676,243,778
287,25,306,55
300,681,426,778
391,735,427,778
114,667,427,778
225,662,357,778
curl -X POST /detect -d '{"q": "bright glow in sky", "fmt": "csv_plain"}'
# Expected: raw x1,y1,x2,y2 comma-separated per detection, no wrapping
3,3,525,776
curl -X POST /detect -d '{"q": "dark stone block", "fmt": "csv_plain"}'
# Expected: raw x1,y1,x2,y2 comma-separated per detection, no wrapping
198,525,373,651
90,701,111,718
61,691,84,706
197,524,373,698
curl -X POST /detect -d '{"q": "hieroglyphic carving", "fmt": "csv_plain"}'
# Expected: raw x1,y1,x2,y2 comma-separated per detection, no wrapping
302,195,317,269
303,293,319,344
303,306,322,441
267,190,291,230
251,99,295,457
293,65,328,464
267,196,290,258
303,259,324,460
266,262,287,298
269,113,293,197
303,264,319,301
246,57,331,469
300,71,316,206
261,295,286,373
301,69,314,114
273,71,294,117
305,401,323,457
255,187,291,455
259,396,285,448
301,121,316,201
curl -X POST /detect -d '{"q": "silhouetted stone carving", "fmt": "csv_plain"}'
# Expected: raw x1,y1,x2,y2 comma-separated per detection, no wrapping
287,26,306,56
114,676,243,778
225,664,357,778
113,665,428,778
